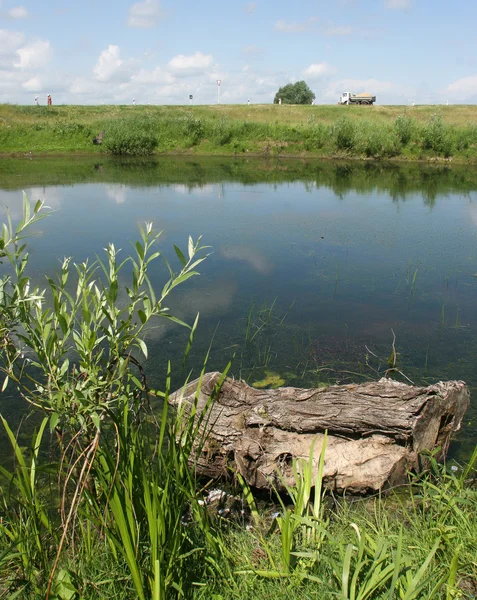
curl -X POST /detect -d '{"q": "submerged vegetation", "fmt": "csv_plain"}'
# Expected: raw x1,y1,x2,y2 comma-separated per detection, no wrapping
3,103,477,161
0,195,477,598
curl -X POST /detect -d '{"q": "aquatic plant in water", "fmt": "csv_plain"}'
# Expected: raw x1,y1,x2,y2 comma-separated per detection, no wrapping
251,370,286,389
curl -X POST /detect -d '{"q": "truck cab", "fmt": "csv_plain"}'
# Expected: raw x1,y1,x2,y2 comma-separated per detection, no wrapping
340,92,351,105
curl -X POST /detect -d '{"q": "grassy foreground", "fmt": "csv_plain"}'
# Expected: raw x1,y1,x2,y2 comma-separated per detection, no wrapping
2,103,477,161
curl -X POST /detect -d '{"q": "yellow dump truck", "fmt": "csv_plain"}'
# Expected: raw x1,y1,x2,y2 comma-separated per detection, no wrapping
339,92,376,105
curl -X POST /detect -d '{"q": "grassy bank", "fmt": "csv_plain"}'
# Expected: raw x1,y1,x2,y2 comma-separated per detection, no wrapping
2,103,477,161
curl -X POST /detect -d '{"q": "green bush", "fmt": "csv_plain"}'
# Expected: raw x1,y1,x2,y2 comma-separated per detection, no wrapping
421,113,454,157
103,119,158,155
394,114,414,145
358,124,401,158
213,117,233,145
333,117,355,151
183,114,205,146
454,123,477,151
303,123,329,150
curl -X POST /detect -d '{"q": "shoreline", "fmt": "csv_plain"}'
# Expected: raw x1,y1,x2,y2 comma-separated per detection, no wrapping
0,149,469,164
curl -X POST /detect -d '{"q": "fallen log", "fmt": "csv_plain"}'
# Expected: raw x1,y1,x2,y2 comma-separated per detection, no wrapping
169,373,469,494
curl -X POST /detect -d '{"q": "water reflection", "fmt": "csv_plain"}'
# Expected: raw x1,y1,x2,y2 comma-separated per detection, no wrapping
220,245,273,275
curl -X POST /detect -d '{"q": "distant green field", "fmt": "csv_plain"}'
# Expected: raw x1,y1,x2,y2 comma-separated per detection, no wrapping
1,103,477,161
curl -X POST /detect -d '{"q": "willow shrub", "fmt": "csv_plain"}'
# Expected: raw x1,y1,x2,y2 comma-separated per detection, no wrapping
0,193,229,599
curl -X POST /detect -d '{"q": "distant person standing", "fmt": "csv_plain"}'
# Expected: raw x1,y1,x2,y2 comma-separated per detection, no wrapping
47,94,52,106
34,96,39,105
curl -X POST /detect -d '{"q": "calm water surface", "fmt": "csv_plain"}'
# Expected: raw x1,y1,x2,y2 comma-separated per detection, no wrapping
1,158,477,457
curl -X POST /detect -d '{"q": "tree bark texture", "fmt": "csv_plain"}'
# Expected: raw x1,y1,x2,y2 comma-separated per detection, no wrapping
169,373,469,493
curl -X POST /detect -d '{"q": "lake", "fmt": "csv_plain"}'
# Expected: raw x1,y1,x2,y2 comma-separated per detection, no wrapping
1,156,476,459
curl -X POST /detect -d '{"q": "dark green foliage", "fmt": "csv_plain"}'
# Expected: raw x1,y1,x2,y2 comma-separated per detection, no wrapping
303,122,329,150
358,123,401,158
183,114,205,145
213,117,234,145
422,113,454,156
454,122,477,151
273,81,315,105
52,120,90,136
394,113,414,145
333,116,355,151
103,118,158,155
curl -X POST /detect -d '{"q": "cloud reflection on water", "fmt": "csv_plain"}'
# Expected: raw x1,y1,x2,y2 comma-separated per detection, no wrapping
220,244,273,275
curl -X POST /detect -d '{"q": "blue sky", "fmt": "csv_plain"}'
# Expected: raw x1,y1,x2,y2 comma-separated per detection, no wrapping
1,0,477,105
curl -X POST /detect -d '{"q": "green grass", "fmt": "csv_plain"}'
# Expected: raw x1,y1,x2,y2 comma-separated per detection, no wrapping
3,103,477,161
200,448,477,600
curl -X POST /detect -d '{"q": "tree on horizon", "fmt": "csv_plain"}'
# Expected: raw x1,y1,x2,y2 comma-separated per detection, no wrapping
273,81,315,105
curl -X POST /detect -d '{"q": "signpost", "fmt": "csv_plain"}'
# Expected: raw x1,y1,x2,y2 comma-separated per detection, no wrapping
216,79,221,105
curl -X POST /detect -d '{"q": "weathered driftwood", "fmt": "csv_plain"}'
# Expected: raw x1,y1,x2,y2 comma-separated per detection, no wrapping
169,373,469,493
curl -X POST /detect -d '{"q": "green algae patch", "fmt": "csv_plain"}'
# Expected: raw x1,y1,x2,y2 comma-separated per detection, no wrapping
251,371,285,389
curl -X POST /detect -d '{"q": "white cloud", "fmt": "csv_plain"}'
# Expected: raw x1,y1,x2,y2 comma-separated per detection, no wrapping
446,75,477,99
128,0,161,28
8,5,28,18
0,31,287,105
93,45,122,81
15,39,52,69
325,25,352,36
274,17,318,33
22,75,43,91
0,29,24,58
133,66,175,85
304,62,336,79
93,45,134,82
168,51,213,75
384,0,411,9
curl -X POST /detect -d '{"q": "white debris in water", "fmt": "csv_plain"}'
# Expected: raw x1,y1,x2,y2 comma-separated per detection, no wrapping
207,489,227,503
